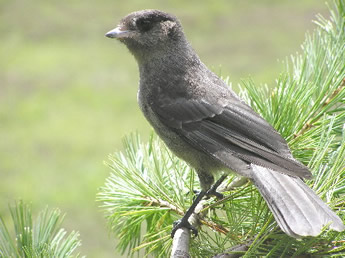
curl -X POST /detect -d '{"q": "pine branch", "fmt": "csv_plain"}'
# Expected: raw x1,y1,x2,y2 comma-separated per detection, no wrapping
293,78,345,139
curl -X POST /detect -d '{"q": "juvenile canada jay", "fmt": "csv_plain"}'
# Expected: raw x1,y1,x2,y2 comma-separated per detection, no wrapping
105,9,344,238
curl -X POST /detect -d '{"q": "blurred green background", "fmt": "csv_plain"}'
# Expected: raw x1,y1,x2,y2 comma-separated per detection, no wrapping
0,0,328,257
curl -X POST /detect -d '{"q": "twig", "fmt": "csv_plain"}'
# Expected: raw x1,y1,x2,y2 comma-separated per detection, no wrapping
145,196,184,215
171,228,191,258
322,78,345,107
293,78,345,139
200,219,229,235
293,120,313,139
212,241,252,258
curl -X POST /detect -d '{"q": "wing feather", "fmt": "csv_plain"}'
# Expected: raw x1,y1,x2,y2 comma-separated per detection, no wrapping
153,87,311,179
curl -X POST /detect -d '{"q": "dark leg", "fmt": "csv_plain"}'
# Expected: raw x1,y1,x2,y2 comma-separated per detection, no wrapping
171,190,206,237
206,174,227,199
171,174,228,238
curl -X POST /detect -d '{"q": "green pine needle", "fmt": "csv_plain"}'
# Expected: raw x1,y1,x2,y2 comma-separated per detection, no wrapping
0,201,82,258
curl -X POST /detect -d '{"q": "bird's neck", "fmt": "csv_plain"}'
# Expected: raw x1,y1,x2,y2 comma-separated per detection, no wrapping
137,40,203,85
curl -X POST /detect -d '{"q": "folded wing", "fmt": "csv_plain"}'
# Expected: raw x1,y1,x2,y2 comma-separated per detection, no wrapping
154,87,311,179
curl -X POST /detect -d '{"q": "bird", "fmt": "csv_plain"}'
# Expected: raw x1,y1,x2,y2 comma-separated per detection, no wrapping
105,9,344,238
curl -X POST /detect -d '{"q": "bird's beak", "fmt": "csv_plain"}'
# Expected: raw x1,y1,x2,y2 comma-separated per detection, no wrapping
105,26,131,39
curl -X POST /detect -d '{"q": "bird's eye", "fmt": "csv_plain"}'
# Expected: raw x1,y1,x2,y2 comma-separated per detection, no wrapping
136,18,153,32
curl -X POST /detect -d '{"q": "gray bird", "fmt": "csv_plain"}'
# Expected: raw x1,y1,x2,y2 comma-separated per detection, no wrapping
105,9,344,238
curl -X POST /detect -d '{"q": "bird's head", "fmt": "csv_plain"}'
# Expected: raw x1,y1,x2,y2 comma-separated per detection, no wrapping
105,10,185,60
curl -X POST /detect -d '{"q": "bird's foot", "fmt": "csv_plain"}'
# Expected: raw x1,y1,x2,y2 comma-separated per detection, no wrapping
205,174,227,199
171,190,207,238
206,188,224,199
192,189,223,200
171,217,198,238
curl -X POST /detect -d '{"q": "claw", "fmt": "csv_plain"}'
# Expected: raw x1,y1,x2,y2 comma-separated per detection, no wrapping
206,174,227,199
206,189,224,199
171,218,198,238
186,190,201,201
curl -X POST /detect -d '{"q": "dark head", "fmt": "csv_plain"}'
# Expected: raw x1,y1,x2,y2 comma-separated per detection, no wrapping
105,10,186,60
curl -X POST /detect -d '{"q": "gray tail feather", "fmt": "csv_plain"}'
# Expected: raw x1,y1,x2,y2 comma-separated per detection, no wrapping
251,164,344,238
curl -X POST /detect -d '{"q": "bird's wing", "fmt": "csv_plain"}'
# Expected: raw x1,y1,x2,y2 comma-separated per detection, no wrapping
153,86,311,179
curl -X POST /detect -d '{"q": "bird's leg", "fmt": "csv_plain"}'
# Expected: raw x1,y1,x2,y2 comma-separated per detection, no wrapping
171,190,206,237
206,174,227,199
171,175,228,238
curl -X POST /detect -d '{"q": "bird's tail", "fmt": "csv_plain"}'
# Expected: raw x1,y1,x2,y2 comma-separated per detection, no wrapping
251,164,344,238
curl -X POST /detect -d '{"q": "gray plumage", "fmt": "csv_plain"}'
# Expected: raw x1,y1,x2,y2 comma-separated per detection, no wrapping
251,165,344,237
106,9,344,237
